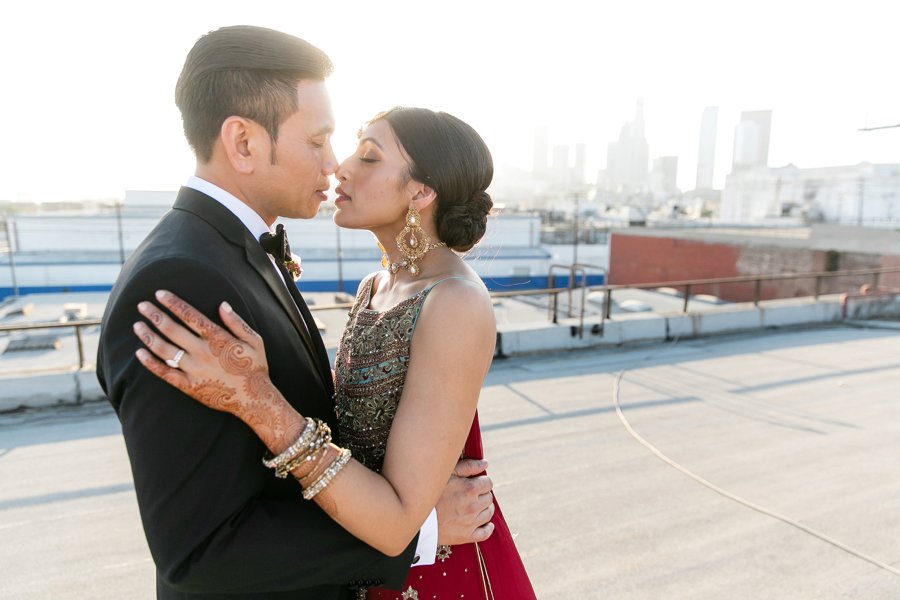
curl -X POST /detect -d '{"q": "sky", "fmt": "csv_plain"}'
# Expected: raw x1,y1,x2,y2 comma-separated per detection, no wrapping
1,0,898,203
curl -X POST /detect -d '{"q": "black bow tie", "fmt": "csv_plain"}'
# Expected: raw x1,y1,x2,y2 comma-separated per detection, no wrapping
259,224,291,262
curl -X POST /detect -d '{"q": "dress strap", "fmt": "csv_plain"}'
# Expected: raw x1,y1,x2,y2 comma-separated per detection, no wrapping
412,276,473,329
349,274,377,319
423,276,470,294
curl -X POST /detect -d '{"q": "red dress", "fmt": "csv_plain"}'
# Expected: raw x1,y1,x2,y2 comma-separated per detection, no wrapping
366,413,537,600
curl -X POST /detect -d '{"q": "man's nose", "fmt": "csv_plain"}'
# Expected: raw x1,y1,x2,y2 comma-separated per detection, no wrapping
322,142,338,176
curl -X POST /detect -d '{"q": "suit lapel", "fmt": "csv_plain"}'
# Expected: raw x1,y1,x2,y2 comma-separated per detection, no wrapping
275,266,335,397
172,188,331,393
243,241,321,364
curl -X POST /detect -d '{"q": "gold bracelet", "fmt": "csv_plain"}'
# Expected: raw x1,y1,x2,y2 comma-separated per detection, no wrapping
262,417,316,470
272,423,332,479
279,442,328,480
302,448,352,500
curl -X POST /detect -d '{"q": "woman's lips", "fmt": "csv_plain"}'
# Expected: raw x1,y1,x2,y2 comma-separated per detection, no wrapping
334,187,351,203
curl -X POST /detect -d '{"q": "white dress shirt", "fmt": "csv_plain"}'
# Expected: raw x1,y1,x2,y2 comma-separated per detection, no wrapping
185,176,439,566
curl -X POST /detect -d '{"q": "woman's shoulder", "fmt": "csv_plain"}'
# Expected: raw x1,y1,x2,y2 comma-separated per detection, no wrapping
420,274,493,322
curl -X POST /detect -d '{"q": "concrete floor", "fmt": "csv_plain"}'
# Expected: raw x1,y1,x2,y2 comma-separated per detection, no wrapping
1,324,899,598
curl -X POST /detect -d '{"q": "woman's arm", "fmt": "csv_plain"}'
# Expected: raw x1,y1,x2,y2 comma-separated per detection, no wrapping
134,283,495,556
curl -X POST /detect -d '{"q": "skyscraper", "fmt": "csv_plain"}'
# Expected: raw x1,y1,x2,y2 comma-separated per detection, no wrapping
732,110,772,170
551,145,570,185
532,126,549,178
651,156,680,198
696,106,718,189
573,143,586,186
606,99,650,191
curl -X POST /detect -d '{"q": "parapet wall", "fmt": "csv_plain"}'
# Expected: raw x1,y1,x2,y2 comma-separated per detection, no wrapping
3,294,898,410
495,293,900,357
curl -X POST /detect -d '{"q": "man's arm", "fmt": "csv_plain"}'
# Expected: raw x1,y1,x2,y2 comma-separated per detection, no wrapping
99,258,415,593
413,459,496,568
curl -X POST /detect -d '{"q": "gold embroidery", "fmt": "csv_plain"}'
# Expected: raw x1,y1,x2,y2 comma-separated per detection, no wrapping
334,277,430,472
401,585,419,599
436,544,453,562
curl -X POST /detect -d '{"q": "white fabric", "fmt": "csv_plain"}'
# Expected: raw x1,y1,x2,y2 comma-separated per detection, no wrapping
413,508,438,567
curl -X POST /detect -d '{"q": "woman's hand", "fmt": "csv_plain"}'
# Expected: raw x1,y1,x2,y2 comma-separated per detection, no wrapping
133,290,287,430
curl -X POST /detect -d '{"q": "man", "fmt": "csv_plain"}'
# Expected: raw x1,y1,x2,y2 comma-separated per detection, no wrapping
97,25,494,599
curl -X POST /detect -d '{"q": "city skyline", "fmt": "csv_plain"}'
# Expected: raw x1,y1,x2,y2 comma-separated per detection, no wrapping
2,0,898,203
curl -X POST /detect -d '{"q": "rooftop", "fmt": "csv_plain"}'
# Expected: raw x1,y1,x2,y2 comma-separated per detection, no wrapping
2,322,900,598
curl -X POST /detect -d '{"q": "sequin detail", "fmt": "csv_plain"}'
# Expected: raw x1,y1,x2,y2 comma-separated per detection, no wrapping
334,276,432,472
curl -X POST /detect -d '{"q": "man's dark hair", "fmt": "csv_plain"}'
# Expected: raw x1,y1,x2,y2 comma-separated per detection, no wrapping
175,26,333,162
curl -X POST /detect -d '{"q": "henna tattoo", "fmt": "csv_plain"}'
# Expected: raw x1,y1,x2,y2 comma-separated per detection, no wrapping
138,331,153,347
237,368,285,439
243,368,278,402
190,379,239,412
211,334,255,374
149,311,163,327
242,398,286,442
169,296,217,337
239,318,257,340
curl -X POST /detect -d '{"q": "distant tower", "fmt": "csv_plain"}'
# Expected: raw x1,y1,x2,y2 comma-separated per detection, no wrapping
651,156,680,198
732,110,772,170
573,143,586,186
532,126,549,178
551,145,570,185
696,106,718,189
608,99,650,190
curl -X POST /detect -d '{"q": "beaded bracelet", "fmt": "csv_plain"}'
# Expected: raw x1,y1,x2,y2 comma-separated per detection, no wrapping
276,438,329,479
302,448,352,500
263,417,331,470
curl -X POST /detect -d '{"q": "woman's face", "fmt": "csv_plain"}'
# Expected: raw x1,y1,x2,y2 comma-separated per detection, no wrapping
332,119,415,231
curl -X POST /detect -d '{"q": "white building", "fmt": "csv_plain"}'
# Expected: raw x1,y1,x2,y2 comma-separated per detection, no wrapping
695,106,718,189
605,100,650,192
721,162,900,226
650,156,679,201
732,110,772,171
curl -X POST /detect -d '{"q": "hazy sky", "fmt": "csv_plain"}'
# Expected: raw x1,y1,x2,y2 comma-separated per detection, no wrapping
2,0,897,202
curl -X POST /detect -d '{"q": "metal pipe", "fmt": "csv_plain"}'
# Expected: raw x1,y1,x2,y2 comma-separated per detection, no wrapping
75,325,86,370
4,217,18,297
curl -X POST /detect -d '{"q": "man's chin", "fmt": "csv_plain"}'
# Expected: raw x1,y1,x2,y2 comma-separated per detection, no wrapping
283,205,320,220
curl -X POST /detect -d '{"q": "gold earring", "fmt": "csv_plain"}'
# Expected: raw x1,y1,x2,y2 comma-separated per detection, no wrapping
384,206,446,277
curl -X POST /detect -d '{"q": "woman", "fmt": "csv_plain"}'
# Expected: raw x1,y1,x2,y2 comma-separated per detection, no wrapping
133,107,536,599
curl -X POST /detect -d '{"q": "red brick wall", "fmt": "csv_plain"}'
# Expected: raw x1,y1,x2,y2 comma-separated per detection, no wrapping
608,233,890,302
609,234,752,300
881,255,900,290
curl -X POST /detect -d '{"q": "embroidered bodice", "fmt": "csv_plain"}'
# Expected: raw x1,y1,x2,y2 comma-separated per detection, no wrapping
334,275,450,472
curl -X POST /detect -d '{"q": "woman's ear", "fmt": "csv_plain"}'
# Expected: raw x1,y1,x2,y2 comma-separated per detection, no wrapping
220,116,259,174
409,183,437,212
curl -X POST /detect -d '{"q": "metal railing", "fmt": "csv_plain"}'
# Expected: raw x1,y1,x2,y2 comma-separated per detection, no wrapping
2,265,898,371
0,318,101,370
596,266,900,319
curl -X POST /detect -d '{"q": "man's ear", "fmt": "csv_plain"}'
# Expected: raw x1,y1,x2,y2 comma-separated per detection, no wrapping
410,183,437,212
220,116,259,174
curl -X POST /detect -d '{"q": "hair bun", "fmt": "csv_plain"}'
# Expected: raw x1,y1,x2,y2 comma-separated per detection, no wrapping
471,190,493,215
437,190,493,252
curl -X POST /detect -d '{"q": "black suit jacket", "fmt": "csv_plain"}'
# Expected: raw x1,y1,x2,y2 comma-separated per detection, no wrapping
97,188,416,599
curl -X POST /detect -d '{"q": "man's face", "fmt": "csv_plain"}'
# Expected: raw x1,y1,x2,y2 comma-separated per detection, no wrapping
252,79,337,222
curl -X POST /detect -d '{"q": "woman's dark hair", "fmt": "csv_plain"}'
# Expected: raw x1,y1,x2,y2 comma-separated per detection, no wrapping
370,107,494,252
175,26,333,162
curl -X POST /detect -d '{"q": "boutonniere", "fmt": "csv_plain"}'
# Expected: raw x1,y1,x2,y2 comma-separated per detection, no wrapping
284,254,302,281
